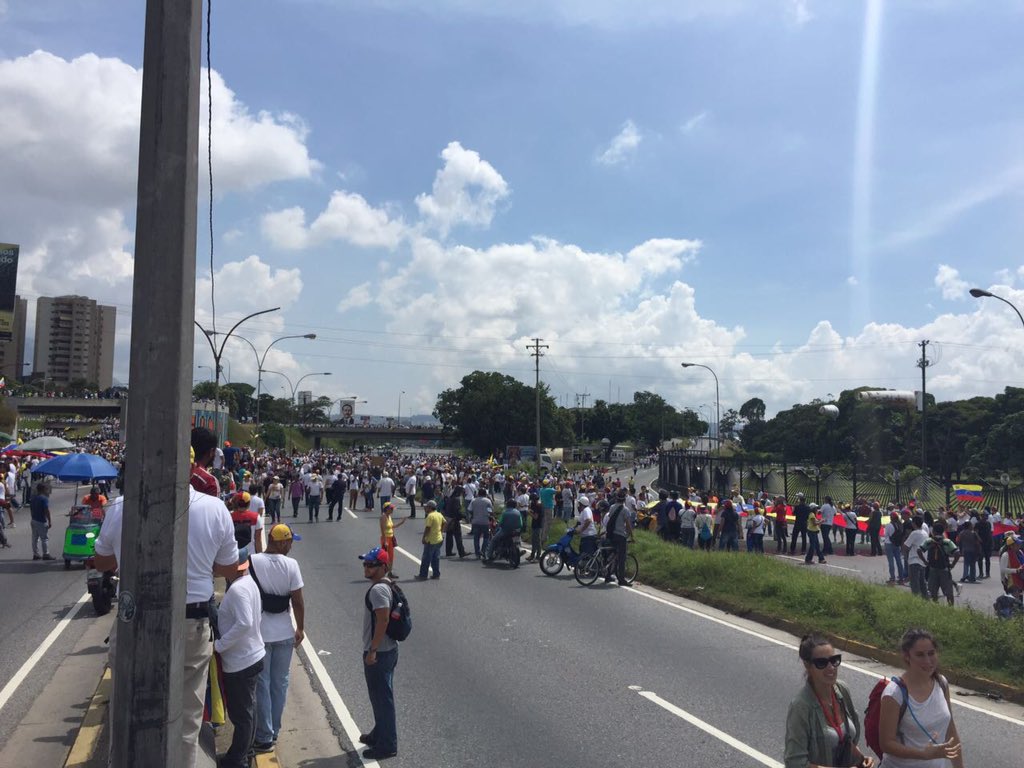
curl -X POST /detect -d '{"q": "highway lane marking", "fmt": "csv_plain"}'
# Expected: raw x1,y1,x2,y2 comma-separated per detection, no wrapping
776,554,859,572
622,586,1024,726
0,590,90,714
635,688,783,767
346,507,358,519
300,632,380,768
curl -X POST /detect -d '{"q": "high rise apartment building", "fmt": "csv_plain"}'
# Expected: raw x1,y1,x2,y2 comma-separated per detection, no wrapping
0,295,28,383
33,295,116,390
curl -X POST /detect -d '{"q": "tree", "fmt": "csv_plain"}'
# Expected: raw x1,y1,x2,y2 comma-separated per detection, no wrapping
739,397,766,423
224,382,256,422
258,423,286,449
434,371,571,456
193,382,237,415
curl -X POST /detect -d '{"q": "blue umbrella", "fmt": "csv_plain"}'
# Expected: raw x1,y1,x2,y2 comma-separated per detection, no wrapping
33,452,119,482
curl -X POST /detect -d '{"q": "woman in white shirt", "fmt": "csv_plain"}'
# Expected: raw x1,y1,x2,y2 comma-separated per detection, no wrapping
878,628,963,768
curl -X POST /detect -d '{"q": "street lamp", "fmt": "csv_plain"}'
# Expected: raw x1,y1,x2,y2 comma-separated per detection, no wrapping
969,288,1024,329
681,363,721,456
397,390,405,428
221,332,317,433
194,306,280,442
263,370,332,419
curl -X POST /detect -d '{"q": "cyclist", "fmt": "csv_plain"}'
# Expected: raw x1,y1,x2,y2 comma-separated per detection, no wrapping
603,488,634,584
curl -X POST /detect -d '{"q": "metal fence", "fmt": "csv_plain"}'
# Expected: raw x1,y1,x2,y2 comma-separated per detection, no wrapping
658,449,1024,515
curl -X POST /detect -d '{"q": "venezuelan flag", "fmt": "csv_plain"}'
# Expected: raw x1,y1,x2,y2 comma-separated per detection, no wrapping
953,484,984,505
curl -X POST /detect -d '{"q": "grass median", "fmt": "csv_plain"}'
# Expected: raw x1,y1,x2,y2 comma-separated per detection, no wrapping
543,520,1023,688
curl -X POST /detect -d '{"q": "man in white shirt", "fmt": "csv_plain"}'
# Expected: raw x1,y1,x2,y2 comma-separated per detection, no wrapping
404,472,417,518
249,525,305,751
248,490,266,554
575,495,597,556
819,497,837,556
93,487,238,768
215,556,265,768
903,516,930,598
378,473,396,511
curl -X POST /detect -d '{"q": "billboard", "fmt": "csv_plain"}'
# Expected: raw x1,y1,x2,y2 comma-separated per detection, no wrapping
339,399,356,425
0,244,19,342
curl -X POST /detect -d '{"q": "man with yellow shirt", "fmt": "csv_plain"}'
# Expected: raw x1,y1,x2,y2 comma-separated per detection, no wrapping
415,501,446,580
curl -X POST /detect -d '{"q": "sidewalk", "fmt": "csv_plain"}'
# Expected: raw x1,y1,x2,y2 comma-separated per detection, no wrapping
0,612,347,768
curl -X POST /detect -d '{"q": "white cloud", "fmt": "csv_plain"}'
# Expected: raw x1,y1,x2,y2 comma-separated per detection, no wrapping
846,275,859,287
415,141,510,237
934,264,968,300
262,191,406,250
596,120,642,166
627,239,701,273
787,0,812,26
681,111,708,133
337,282,374,313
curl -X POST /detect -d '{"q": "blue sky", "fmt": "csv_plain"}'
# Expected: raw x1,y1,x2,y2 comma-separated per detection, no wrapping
1,0,1023,423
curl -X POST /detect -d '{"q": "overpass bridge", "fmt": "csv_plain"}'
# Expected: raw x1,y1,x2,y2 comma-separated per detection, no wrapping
298,424,459,449
5,396,127,419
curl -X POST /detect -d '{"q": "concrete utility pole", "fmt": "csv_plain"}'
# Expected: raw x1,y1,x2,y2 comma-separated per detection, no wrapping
917,340,932,500
112,1,203,766
527,338,549,475
575,392,590,443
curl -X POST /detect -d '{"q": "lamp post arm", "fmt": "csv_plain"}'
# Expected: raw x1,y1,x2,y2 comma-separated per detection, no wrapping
993,294,1024,331
215,307,281,362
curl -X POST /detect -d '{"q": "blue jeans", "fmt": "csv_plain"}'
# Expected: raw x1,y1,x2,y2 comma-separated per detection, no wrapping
961,552,977,582
471,523,490,556
307,496,320,521
418,542,441,577
804,531,824,563
718,531,738,551
885,542,906,581
363,649,398,752
255,639,293,744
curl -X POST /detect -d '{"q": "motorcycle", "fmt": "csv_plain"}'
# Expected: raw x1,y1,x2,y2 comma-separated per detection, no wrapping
85,556,118,616
539,526,581,576
483,524,522,568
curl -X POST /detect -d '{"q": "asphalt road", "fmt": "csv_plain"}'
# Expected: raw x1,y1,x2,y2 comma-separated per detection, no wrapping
0,483,102,753
290,494,1022,767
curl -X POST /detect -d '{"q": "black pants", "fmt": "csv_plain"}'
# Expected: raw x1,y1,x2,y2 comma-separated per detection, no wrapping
445,520,466,557
610,535,628,583
789,523,807,554
845,528,857,556
222,658,264,768
979,548,992,578
869,529,882,556
821,524,833,555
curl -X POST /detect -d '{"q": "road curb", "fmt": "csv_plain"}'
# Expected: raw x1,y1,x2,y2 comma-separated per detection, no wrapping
654,583,1024,705
63,666,110,768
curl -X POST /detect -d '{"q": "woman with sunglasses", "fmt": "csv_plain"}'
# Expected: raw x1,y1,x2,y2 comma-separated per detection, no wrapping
785,633,874,768
878,628,963,768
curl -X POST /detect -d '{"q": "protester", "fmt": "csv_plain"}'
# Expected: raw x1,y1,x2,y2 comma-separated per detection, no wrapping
877,629,963,768
919,521,960,606
250,524,305,752
214,555,265,768
29,482,54,561
415,500,444,579
784,632,872,768
883,511,907,585
379,502,406,578
468,490,493,558
358,546,399,760
443,485,467,558
804,505,826,565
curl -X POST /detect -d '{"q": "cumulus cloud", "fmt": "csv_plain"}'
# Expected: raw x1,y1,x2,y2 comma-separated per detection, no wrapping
787,0,812,25
415,141,510,237
337,282,374,313
596,120,642,166
262,191,406,250
934,264,968,300
846,276,859,287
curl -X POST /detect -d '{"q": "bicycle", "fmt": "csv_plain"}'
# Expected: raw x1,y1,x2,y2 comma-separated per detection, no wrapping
574,539,638,586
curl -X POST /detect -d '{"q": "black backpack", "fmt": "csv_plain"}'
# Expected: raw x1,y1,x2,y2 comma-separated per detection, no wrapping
249,559,292,614
366,581,412,642
925,539,952,571
888,523,905,548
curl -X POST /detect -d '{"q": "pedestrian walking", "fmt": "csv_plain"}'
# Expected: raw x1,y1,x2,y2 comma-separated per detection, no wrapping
819,496,836,556
358,546,400,760
790,493,810,555
306,473,323,522
903,516,929,598
956,521,980,584
29,482,54,560
415,501,444,579
842,504,859,557
214,555,265,768
868,504,883,557
289,476,303,518
250,524,305,752
804,505,826,564
443,486,466,558
877,629,963,768
468,491,493,558
883,512,907,584
266,475,283,525
784,632,873,768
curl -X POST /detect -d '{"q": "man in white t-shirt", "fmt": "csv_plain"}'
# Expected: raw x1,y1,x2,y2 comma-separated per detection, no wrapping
247,491,266,554
249,524,305,751
575,495,597,556
94,487,238,768
819,497,837,556
378,473,396,511
903,516,930,599
214,556,265,768
404,472,418,518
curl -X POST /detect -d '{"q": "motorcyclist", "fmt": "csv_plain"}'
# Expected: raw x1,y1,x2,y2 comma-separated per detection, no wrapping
487,497,522,559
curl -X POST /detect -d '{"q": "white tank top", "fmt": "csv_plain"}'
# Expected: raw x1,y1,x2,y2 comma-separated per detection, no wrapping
881,676,952,768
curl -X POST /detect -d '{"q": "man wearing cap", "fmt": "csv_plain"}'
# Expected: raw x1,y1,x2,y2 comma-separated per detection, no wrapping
250,524,305,752
306,472,323,522
1000,533,1023,592
214,555,264,768
415,500,445,579
358,547,399,760
575,495,598,556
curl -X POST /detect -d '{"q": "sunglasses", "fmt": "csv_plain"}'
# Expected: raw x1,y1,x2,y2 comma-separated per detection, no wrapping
810,654,843,670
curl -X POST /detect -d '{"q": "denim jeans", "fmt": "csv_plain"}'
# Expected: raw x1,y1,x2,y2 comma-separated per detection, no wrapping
961,552,977,582
908,563,927,598
31,520,49,557
804,531,824,563
820,524,833,555
418,542,441,577
222,658,264,768
255,639,294,744
363,649,398,752
884,542,906,581
471,523,490,556
266,498,281,524
718,532,739,552
307,496,321,521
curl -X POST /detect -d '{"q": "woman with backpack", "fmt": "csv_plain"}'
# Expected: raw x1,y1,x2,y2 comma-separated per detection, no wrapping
784,632,873,768
694,505,714,551
874,628,963,767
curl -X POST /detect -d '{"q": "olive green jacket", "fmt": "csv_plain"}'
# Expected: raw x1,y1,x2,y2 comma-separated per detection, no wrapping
784,680,862,768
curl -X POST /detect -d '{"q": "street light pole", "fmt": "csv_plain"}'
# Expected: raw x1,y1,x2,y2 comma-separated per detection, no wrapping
681,363,720,456
194,306,279,442
969,287,1024,330
398,390,405,428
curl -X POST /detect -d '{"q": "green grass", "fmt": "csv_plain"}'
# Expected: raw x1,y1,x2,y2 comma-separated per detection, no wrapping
625,531,1023,687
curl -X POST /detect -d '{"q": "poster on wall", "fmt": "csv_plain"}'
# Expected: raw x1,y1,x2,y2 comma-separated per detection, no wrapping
0,244,19,342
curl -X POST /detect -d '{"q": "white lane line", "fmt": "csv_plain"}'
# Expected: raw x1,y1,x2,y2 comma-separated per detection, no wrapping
776,554,859,573
346,507,357,520
395,546,421,566
0,590,90,713
300,633,380,768
636,689,783,767
623,586,1024,726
